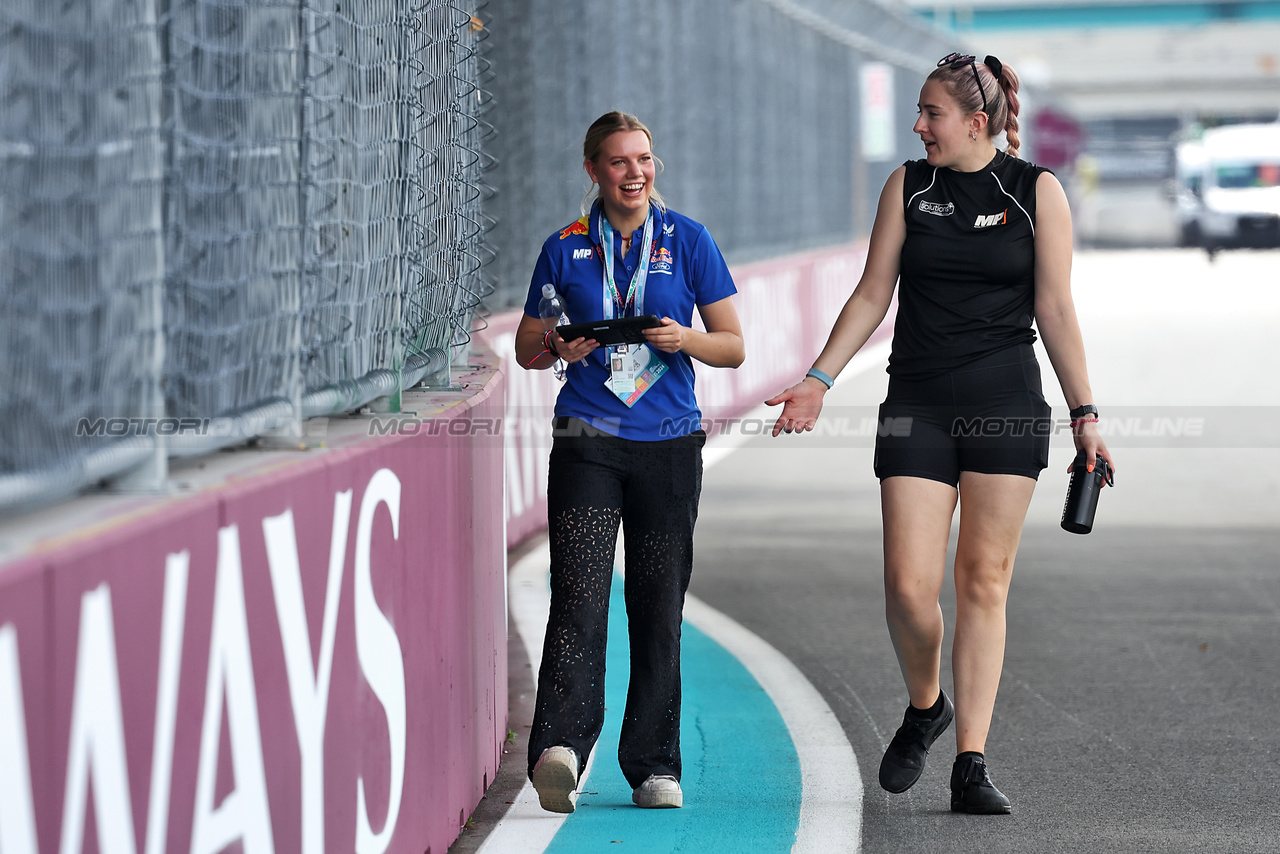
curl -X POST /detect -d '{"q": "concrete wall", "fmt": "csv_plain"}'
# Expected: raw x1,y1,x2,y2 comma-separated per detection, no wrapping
0,353,507,854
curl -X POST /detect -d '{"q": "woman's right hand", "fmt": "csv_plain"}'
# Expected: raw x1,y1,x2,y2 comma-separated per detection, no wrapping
1069,419,1116,482
765,377,828,436
552,332,598,365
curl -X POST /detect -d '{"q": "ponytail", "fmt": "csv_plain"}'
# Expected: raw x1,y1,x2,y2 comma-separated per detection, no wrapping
986,56,1022,157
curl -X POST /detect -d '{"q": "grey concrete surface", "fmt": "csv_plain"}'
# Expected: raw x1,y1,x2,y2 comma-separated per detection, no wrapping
455,248,1280,853
688,248,1280,852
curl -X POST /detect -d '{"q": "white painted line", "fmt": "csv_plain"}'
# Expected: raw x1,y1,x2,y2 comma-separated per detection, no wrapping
476,542,600,854
682,595,862,853
482,340,888,853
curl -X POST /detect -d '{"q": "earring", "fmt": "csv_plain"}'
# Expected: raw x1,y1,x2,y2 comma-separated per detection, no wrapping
970,131,978,141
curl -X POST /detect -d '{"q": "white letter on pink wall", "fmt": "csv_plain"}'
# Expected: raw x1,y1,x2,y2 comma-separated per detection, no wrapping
144,552,190,854
263,491,352,854
190,525,274,854
0,623,40,854
58,585,138,854
353,469,406,854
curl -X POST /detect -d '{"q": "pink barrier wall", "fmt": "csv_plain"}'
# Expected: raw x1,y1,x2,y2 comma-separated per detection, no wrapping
0,351,507,854
479,240,875,548
0,242,879,853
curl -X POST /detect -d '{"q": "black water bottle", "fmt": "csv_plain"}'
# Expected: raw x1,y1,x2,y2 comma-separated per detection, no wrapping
1061,450,1114,534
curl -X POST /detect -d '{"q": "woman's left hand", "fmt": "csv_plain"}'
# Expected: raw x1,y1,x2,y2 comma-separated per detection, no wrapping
1071,419,1116,483
642,316,687,353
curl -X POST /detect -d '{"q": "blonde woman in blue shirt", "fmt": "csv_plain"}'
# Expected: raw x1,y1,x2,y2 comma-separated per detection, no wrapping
515,111,744,813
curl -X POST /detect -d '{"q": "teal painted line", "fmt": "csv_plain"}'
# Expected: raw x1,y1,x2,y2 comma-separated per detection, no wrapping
918,2,1280,30
545,573,802,853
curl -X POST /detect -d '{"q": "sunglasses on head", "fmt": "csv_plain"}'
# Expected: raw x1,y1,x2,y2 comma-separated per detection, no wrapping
937,52,994,117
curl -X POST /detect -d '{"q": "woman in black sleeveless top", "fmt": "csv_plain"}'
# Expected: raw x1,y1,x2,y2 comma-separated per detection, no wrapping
768,54,1114,814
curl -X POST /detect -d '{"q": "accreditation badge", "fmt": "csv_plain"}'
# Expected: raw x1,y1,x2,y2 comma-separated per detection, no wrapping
605,343,667,408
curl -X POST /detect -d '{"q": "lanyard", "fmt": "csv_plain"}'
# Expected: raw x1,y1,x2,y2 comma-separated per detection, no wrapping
595,205,655,321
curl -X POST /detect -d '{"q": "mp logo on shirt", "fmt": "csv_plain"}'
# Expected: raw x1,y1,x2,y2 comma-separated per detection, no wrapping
572,248,593,260
974,210,1008,228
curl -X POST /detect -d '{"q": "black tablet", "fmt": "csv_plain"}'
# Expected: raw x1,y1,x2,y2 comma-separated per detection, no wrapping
557,315,662,347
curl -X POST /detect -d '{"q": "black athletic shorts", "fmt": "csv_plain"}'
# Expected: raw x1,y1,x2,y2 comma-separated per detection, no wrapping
873,343,1051,486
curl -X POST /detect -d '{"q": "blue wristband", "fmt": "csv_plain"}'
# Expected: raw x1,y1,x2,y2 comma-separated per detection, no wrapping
805,368,835,389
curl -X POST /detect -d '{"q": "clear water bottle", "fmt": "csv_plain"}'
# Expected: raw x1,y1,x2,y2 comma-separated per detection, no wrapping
538,284,569,330
537,284,569,380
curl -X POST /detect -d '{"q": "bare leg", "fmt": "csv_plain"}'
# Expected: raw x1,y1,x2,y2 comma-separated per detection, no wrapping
952,472,1036,755
880,476,958,709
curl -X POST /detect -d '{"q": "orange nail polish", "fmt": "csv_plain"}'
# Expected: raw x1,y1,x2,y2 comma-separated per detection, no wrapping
1087,463,1094,473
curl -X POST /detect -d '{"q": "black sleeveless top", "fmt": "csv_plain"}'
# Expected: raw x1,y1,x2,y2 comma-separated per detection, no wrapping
890,151,1049,380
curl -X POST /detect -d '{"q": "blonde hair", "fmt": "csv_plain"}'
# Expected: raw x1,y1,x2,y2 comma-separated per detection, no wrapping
580,111,666,216
928,58,1022,157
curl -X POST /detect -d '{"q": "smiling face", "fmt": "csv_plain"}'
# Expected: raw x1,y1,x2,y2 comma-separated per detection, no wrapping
584,130,656,232
914,78,988,170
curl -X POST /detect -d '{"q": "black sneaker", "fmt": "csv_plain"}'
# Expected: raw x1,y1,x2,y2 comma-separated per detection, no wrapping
878,690,955,793
950,752,1012,814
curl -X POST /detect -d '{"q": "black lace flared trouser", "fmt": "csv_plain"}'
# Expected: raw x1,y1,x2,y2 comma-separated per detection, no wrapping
528,418,705,790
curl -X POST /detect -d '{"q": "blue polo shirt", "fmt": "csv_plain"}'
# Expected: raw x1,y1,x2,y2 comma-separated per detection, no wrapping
523,203,737,441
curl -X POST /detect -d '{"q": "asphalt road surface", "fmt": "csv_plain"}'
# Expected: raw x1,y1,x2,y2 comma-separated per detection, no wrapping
689,248,1280,853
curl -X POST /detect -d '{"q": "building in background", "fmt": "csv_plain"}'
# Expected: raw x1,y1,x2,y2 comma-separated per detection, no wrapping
899,0,1280,245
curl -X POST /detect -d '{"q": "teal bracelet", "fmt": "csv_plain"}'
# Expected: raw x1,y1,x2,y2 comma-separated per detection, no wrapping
805,368,835,389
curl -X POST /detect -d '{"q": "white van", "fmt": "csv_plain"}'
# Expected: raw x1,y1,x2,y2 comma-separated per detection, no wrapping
1173,123,1280,254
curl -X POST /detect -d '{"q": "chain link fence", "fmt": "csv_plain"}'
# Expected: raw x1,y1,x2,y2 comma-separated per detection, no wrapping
0,0,167,492
0,0,492,512
481,0,952,310
0,0,951,513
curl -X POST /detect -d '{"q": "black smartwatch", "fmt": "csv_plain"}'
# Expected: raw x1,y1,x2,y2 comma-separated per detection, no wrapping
1069,404,1098,420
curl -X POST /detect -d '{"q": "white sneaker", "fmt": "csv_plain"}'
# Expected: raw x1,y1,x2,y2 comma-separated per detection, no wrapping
531,746,580,813
632,774,683,809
